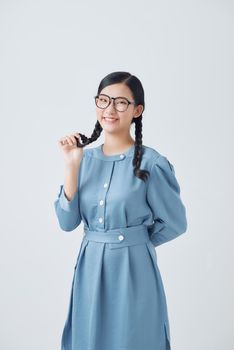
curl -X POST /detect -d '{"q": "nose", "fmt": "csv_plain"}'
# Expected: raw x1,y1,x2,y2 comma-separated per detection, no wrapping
105,98,116,113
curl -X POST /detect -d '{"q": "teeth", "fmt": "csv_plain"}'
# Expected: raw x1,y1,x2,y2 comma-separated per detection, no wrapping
104,117,117,122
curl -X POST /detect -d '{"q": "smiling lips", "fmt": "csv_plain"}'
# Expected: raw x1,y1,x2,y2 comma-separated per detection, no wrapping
103,117,119,123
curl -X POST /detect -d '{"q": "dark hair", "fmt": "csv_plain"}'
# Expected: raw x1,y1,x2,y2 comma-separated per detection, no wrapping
76,71,150,182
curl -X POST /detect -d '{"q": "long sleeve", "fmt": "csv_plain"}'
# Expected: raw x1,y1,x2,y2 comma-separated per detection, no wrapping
54,183,82,232
146,154,188,247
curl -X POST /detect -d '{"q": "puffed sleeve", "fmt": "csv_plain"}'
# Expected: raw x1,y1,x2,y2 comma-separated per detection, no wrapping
146,154,188,247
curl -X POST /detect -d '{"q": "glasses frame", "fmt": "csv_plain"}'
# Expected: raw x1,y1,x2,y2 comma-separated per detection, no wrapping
94,93,136,112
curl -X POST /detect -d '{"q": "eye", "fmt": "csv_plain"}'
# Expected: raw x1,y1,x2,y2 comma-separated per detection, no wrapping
98,96,109,103
116,99,128,105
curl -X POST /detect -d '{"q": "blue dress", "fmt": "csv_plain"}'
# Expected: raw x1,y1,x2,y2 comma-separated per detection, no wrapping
54,143,187,350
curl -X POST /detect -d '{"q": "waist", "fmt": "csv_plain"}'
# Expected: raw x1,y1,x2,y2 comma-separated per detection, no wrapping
83,224,150,249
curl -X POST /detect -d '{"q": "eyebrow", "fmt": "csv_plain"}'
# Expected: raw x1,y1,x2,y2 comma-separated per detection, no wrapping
99,94,130,99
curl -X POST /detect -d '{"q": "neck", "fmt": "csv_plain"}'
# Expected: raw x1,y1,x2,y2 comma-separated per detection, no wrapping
102,134,135,154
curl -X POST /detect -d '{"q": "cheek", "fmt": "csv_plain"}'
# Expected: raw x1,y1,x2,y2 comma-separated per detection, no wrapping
121,115,133,126
115,118,132,131
96,109,103,120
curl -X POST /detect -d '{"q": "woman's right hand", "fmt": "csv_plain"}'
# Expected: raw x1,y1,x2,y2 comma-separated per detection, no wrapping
58,132,84,167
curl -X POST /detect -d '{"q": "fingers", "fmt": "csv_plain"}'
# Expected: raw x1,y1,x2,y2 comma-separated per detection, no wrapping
72,132,81,143
58,133,80,146
59,136,72,146
70,135,77,144
74,132,80,139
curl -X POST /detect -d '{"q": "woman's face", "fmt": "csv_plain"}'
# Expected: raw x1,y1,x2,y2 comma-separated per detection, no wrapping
95,83,143,135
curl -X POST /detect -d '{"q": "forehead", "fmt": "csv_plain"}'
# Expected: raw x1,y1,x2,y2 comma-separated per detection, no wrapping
100,83,133,99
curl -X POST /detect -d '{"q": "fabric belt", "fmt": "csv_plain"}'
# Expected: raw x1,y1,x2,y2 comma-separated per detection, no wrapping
83,224,151,250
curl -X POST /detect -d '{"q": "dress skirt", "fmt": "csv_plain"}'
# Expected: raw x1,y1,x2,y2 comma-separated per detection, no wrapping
61,224,171,350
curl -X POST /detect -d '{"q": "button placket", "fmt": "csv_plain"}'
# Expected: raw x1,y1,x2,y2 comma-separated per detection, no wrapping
97,163,114,228
97,182,108,227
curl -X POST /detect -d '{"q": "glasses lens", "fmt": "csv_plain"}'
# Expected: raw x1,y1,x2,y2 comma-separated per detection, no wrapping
95,95,130,112
115,98,129,112
96,95,110,109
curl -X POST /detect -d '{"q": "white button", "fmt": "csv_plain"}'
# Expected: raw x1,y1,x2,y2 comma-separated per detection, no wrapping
99,200,104,205
99,217,103,223
103,183,108,188
118,234,124,241
120,154,124,159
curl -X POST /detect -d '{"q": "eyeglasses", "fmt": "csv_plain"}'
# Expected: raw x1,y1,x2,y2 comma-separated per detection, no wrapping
94,93,135,112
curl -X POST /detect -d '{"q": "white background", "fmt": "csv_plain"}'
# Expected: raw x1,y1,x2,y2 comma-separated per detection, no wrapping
0,0,233,349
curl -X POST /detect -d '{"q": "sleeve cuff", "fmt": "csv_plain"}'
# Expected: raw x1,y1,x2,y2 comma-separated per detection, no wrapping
57,185,79,212
150,227,185,247
148,218,187,247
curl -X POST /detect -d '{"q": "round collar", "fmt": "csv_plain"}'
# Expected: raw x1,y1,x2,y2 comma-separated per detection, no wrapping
93,143,135,161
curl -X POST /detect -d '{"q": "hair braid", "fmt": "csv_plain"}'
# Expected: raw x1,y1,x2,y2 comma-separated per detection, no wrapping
75,120,103,147
132,115,150,182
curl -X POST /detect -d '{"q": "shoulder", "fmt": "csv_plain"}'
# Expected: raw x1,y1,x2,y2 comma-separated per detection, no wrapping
142,145,175,174
142,145,161,161
81,146,95,158
142,144,168,164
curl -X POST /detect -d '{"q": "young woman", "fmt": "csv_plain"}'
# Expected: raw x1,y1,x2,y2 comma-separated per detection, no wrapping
54,71,188,350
